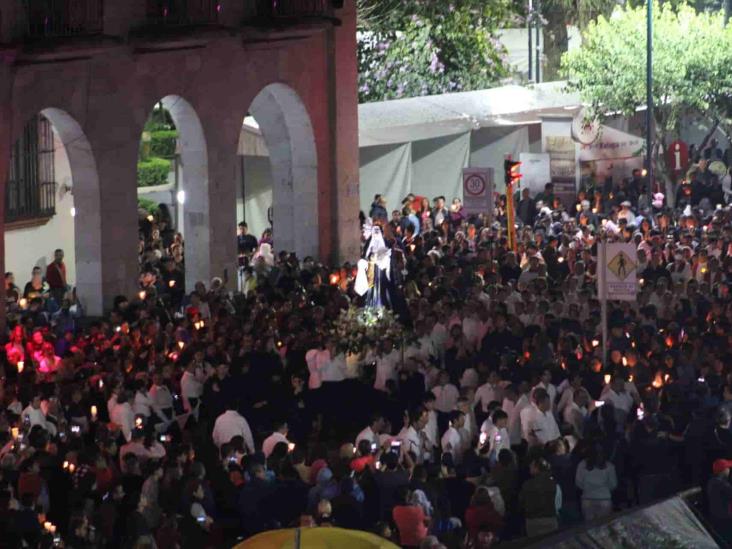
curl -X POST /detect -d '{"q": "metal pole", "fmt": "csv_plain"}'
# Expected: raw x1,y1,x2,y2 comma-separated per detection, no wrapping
726,0,731,26
600,238,608,365
646,0,654,196
535,0,542,83
528,0,533,81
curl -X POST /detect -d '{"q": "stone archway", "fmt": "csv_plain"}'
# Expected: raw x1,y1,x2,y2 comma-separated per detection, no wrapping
143,95,209,292
40,108,103,316
248,83,318,259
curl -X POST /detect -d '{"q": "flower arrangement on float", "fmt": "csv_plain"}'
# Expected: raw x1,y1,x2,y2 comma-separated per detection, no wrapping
332,306,410,356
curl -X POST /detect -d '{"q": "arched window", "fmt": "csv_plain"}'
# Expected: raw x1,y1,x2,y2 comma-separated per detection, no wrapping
6,114,56,222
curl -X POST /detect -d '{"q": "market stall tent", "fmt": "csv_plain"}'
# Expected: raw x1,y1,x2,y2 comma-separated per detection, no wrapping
357,81,581,215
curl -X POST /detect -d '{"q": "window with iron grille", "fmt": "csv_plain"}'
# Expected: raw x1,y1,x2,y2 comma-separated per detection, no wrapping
6,115,56,223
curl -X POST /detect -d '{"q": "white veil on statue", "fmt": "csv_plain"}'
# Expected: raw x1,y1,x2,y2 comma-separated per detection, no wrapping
355,218,392,305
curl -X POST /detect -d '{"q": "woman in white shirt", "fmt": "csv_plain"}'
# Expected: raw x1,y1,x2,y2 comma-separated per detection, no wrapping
575,444,617,521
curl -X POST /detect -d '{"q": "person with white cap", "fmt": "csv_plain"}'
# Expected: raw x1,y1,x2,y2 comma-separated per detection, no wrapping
617,201,636,224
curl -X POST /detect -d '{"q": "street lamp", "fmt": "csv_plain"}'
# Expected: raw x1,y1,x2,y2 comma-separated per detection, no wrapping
646,0,653,198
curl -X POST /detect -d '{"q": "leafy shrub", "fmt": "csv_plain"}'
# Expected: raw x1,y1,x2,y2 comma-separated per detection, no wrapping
150,130,178,158
137,157,172,187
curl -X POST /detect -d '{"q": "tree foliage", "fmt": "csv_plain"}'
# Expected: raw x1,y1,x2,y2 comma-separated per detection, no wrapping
562,1,732,196
357,0,519,102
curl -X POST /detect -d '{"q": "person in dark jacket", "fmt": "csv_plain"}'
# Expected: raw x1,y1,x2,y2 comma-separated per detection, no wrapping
707,459,732,543
519,456,558,537
369,195,388,222
238,463,274,536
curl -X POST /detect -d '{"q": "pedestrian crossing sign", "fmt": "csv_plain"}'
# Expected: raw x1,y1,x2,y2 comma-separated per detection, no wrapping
607,250,635,281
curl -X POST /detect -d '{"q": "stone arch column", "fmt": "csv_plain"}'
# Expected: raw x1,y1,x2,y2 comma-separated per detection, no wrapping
158,95,210,292
249,83,319,259
41,108,104,316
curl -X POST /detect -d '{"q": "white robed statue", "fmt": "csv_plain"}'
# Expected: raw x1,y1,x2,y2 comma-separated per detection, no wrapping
355,219,392,309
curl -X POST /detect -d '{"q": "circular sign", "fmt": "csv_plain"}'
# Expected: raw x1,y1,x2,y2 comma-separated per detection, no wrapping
465,174,486,196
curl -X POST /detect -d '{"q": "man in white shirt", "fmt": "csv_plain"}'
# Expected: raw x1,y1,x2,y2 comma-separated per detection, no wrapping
320,340,347,383
149,373,175,426
133,381,154,418
374,339,400,392
21,394,57,436
520,388,560,447
563,388,590,438
262,420,292,458
531,369,558,412
180,360,205,416
110,390,136,442
421,394,439,452
508,383,530,447
119,429,166,471
212,404,255,454
400,408,429,464
478,409,510,459
441,410,466,464
474,370,502,413
432,370,459,413
556,373,584,415
305,345,329,389
600,376,635,425
355,414,384,449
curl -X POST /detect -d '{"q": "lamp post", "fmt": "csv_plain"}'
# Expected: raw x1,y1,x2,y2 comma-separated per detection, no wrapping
528,0,533,81
645,0,654,198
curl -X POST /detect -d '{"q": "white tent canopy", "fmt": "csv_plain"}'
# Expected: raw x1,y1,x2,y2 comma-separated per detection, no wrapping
357,82,581,214
359,81,580,147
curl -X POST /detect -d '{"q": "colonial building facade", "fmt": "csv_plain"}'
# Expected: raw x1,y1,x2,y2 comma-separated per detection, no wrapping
0,0,360,318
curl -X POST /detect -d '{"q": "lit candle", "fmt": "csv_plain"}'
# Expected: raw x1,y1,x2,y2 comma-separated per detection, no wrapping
91,405,97,420
62,460,69,470
11,427,19,440
68,463,76,473
652,372,663,389
178,341,184,350
147,214,154,222
17,361,24,373
138,290,146,301
329,273,339,285
19,298,28,309
604,374,611,385
622,357,628,366
591,339,600,348
168,280,175,288
136,417,143,428
50,525,56,534
288,443,295,452
44,521,52,531
558,257,565,263
99,379,104,389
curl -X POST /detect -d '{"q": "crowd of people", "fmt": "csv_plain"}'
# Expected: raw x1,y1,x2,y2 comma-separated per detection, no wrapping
2,145,732,548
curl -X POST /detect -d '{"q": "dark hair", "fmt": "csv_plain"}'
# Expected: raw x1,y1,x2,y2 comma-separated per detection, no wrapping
585,444,607,471
491,409,508,423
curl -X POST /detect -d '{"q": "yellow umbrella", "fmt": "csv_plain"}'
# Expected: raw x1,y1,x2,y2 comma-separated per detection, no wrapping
235,527,399,549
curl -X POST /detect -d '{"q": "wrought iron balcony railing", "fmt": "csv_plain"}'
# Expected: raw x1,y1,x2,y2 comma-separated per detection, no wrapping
146,0,222,26
23,0,104,39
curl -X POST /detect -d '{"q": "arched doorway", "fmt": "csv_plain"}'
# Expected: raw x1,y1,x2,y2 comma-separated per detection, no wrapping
136,95,208,294
238,83,318,259
4,108,103,316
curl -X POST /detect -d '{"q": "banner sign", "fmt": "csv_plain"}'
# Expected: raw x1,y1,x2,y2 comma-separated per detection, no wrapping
462,168,494,218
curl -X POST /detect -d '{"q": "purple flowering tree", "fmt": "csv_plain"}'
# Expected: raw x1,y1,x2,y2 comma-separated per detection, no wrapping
357,0,517,102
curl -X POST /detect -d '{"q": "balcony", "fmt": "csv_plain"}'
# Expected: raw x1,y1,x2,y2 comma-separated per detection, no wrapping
145,0,222,27
23,0,104,40
265,0,333,19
